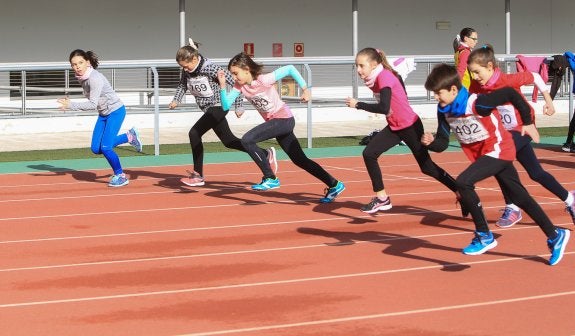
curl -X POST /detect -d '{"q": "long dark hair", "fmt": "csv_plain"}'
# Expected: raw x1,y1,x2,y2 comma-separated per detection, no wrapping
227,52,264,79
453,27,477,52
69,49,99,68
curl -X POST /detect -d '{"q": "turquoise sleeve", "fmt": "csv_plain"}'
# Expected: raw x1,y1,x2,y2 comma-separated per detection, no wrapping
273,65,308,89
220,88,241,111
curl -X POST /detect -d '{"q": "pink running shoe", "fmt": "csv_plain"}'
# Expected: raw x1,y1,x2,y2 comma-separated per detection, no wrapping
496,206,522,228
181,170,205,186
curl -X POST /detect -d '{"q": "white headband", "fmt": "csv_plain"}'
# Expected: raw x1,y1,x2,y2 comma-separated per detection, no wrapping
188,37,198,50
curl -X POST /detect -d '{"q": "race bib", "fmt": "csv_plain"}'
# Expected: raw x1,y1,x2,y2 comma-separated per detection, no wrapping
496,104,518,130
250,93,275,113
447,115,489,144
187,76,214,98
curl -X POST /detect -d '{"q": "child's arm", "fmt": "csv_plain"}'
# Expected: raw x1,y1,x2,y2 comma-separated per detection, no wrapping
273,65,310,102
169,70,187,109
67,77,103,111
422,112,451,152
532,73,555,115
346,87,392,115
217,70,241,112
475,87,540,142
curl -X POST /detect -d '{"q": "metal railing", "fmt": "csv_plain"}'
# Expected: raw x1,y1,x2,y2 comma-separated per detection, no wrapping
0,55,572,154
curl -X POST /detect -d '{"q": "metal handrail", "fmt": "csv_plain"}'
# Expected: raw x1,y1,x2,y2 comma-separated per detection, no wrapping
1,54,572,153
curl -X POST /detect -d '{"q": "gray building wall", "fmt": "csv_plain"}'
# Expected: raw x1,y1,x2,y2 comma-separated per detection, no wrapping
1,0,574,62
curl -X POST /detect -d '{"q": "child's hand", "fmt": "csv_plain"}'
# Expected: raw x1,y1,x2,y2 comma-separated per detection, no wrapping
217,70,227,88
543,102,555,116
421,132,435,146
521,124,540,143
345,97,357,108
168,101,178,110
57,97,69,111
301,88,311,102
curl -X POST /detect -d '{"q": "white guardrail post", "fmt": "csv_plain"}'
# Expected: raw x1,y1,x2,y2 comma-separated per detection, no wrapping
150,67,160,156
304,63,312,149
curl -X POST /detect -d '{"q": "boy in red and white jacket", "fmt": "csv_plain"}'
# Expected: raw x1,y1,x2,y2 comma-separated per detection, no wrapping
422,63,569,265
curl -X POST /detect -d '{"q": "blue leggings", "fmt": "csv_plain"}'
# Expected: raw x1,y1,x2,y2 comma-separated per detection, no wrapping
91,106,128,175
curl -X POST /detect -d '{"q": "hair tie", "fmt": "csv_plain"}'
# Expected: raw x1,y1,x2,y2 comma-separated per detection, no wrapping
481,44,488,49
188,37,198,50
376,48,382,54
456,34,461,43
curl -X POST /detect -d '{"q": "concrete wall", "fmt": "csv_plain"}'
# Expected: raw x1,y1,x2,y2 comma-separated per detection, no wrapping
1,0,574,62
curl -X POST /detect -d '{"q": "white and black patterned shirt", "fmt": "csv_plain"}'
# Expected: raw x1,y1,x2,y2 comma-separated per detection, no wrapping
172,56,243,112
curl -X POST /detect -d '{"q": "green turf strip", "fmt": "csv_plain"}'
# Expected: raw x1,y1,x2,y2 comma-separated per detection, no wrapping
0,130,569,175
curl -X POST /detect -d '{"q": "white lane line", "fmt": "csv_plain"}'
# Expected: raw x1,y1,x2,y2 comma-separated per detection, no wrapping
0,253,571,309
1,221,571,274
177,289,575,335
0,199,565,245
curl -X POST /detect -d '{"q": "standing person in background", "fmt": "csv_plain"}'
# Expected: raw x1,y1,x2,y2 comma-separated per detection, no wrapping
561,51,575,152
422,63,569,265
218,52,345,203
169,39,277,187
346,48,464,215
453,27,478,89
467,44,575,227
58,49,142,187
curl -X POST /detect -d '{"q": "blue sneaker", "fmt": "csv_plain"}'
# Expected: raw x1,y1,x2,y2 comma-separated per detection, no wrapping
128,127,143,152
320,181,345,203
462,231,497,255
109,173,129,187
252,177,280,191
548,228,570,266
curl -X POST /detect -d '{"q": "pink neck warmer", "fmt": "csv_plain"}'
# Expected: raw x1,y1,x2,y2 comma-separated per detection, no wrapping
364,64,383,89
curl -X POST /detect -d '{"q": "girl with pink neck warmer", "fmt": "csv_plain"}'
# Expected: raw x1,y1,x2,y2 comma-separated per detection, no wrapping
346,48,461,214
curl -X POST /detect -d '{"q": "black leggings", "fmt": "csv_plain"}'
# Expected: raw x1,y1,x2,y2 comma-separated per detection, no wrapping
362,118,458,193
566,112,575,144
242,117,337,187
497,131,568,204
457,155,557,237
189,106,248,176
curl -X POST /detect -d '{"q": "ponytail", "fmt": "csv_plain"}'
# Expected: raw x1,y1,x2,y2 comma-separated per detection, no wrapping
357,47,400,78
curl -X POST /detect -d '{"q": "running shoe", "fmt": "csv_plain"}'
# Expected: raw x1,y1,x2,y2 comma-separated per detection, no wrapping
566,191,575,225
267,147,278,174
548,228,571,266
252,177,280,191
562,142,574,152
128,127,143,152
320,181,345,203
462,231,497,255
109,173,129,187
496,206,522,228
181,170,205,186
360,196,392,214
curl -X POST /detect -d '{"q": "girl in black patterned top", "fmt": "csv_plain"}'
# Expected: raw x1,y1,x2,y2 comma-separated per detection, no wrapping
169,40,276,186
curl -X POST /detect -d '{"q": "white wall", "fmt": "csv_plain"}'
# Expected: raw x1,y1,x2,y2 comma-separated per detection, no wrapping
1,0,574,63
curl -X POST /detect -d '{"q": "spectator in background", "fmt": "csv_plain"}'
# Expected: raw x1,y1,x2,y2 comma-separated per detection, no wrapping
453,27,478,89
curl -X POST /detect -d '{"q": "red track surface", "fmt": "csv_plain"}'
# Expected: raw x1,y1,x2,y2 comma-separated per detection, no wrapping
1,148,575,335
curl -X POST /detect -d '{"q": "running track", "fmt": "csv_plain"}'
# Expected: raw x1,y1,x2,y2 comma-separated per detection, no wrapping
1,146,575,335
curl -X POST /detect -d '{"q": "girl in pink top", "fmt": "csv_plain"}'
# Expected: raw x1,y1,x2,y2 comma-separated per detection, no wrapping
346,48,461,214
218,52,344,203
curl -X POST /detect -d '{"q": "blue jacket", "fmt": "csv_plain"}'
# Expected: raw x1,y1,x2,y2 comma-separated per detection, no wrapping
564,51,575,93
